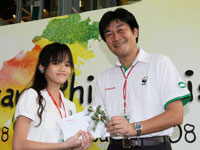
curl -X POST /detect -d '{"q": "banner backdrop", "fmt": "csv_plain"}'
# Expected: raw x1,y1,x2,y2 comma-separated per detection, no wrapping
0,0,200,150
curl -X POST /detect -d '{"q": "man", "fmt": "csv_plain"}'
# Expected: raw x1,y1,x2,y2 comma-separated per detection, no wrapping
92,8,191,150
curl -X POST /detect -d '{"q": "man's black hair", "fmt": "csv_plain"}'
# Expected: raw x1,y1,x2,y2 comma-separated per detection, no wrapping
99,8,139,43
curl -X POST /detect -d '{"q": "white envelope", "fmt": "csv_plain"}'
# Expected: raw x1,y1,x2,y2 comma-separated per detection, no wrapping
59,107,110,140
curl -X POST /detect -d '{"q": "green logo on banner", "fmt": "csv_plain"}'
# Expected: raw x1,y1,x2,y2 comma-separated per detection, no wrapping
178,82,186,88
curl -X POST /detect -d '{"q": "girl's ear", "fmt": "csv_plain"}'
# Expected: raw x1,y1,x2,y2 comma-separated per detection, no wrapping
39,64,44,74
133,28,139,38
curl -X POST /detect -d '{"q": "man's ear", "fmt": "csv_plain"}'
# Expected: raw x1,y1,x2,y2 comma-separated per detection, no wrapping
39,64,44,74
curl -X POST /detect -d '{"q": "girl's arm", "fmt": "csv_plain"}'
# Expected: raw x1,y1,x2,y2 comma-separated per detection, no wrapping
12,116,83,150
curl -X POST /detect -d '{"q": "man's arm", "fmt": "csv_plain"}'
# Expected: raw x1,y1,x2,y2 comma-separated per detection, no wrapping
106,100,183,137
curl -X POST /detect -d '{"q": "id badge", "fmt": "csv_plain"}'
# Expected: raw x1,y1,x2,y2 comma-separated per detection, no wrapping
124,113,130,122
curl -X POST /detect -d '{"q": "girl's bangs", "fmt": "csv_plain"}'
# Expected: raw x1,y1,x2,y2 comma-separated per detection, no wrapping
50,50,68,63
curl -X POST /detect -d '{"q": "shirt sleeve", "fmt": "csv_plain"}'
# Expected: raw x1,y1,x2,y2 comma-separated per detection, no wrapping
15,88,39,121
157,55,191,109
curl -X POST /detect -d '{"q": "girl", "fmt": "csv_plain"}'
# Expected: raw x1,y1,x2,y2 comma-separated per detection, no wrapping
13,43,93,150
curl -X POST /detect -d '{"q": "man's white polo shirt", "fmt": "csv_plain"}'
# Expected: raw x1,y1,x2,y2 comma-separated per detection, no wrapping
93,48,191,138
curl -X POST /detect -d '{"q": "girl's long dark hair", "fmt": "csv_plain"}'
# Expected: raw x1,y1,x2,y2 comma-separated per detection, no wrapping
18,43,74,126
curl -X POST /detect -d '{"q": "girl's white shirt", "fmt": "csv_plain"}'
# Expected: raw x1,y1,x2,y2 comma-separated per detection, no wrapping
15,88,76,143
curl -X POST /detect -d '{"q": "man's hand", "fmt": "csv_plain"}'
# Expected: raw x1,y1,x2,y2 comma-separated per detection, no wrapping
106,116,136,137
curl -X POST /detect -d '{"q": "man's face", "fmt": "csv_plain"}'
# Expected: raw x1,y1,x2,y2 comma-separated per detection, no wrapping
104,20,138,59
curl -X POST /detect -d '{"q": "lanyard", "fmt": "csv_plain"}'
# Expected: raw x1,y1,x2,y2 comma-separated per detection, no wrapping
47,90,67,119
120,63,138,114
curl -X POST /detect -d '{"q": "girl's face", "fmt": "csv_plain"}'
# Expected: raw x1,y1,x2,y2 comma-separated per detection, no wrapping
44,56,72,87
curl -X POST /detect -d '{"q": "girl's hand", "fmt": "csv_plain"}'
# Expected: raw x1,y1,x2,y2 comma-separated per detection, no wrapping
63,130,82,148
80,131,93,150
72,131,93,150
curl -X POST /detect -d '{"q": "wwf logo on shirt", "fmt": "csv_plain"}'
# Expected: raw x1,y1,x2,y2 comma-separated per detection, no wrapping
142,76,148,85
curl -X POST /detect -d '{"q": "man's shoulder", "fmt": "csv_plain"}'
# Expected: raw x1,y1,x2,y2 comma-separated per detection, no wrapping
139,48,170,63
99,66,118,75
146,52,171,64
96,66,118,82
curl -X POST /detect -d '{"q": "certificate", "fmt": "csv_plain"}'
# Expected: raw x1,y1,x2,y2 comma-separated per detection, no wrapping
59,105,110,140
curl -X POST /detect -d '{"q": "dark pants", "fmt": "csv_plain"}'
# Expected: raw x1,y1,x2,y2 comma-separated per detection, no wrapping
107,142,172,150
